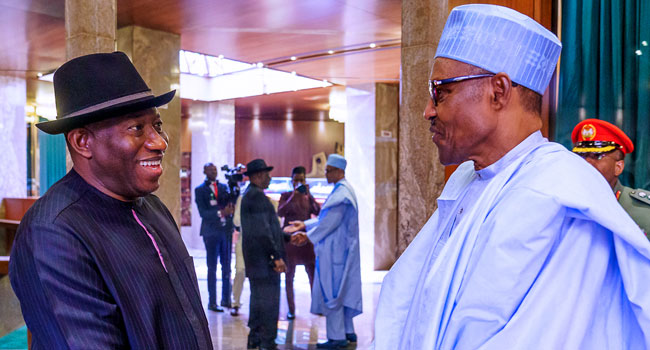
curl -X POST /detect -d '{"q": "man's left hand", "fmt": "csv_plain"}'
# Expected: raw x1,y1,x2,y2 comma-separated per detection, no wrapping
284,221,306,233
273,258,287,273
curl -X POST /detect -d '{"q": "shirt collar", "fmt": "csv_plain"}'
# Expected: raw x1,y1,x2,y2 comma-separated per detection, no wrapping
476,131,546,180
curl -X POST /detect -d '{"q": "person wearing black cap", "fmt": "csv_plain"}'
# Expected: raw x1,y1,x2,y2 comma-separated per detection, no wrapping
9,52,213,349
240,158,290,350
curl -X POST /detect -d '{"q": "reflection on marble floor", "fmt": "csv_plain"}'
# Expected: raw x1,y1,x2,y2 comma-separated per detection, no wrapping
193,255,379,350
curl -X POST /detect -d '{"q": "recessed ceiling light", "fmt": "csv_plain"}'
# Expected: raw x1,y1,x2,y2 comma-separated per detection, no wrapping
369,43,376,48
328,50,334,54
291,56,297,61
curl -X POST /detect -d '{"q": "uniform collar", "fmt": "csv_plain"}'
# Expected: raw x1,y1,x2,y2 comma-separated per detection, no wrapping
614,179,625,196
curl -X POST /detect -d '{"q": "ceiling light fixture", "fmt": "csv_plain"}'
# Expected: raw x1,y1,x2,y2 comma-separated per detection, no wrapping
264,39,401,67
178,50,333,101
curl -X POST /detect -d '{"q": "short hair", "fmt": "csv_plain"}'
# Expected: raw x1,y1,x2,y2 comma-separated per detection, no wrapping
467,66,542,115
518,86,542,115
292,166,306,175
613,149,625,161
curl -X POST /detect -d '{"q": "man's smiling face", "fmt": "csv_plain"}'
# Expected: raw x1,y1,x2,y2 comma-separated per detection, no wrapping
86,107,168,200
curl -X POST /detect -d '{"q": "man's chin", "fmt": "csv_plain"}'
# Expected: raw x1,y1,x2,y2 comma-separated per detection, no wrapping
437,152,462,166
134,181,160,197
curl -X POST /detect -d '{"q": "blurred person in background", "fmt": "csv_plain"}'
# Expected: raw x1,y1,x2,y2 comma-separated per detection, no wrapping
285,155,361,349
571,119,650,235
195,162,234,312
277,166,320,320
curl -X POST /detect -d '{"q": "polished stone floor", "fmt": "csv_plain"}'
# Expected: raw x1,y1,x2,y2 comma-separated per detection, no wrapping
192,251,381,350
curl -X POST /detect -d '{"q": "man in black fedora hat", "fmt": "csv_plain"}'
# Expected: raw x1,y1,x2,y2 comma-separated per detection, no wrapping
9,52,213,349
240,158,291,350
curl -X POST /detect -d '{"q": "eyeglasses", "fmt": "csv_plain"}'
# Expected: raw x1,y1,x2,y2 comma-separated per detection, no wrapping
428,74,519,106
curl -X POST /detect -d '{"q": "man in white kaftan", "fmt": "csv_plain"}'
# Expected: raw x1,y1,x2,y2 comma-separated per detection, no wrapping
286,154,362,349
374,4,650,350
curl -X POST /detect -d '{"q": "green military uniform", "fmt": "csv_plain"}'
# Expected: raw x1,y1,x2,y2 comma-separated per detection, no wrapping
615,180,650,237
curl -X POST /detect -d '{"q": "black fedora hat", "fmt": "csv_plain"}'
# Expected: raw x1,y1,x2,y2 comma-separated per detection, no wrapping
244,159,274,176
36,51,176,134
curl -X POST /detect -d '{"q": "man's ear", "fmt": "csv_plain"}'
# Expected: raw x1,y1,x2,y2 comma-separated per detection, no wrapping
490,73,514,111
66,128,93,159
614,159,625,177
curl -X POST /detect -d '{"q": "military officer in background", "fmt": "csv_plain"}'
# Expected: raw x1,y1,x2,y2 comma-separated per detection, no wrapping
572,118,650,235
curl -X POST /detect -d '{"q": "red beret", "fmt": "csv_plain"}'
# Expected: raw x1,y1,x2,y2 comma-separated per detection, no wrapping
571,118,634,155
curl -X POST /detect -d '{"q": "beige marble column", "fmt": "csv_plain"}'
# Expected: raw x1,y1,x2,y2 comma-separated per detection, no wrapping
397,0,448,256
374,83,399,270
118,26,182,225
65,0,116,59
65,0,116,170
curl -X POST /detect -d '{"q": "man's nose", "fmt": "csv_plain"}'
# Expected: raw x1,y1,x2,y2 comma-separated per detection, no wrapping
423,98,437,121
145,127,168,152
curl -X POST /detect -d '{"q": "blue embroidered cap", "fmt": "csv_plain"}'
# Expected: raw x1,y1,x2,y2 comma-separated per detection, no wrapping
435,4,562,95
326,154,347,171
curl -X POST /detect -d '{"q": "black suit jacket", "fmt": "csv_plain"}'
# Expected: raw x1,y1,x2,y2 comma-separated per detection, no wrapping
195,180,233,237
9,170,213,349
241,184,288,279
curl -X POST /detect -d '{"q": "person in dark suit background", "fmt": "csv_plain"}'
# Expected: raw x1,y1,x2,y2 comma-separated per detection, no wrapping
195,162,235,312
9,52,213,349
241,159,290,350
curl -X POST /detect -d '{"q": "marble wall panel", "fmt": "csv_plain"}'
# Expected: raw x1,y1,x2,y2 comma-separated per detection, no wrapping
0,75,25,337
65,0,116,60
402,0,448,47
117,26,182,225
345,84,376,276
188,101,235,250
0,276,23,338
0,76,26,199
374,83,399,270
398,0,448,256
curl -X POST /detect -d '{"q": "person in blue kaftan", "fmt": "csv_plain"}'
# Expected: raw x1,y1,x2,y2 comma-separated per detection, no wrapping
285,154,362,350
374,4,650,350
